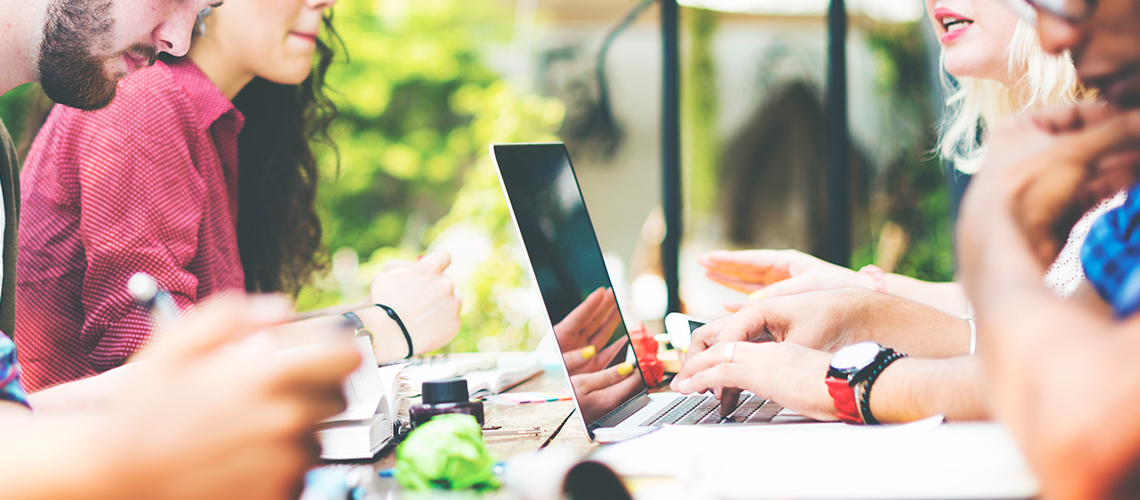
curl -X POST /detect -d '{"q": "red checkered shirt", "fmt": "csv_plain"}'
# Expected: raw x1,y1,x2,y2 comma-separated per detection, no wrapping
16,58,246,390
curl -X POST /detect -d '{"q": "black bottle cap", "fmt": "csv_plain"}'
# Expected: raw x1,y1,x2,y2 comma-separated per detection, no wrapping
422,378,469,405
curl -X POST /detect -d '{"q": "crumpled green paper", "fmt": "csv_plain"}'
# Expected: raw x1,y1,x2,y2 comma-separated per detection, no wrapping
395,414,500,491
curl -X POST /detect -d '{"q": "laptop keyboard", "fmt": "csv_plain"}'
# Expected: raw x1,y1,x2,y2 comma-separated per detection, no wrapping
640,393,783,427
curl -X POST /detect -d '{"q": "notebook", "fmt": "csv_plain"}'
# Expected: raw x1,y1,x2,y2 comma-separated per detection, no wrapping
490,143,787,443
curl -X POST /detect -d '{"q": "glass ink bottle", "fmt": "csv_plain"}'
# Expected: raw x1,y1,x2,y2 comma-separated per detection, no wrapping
410,378,485,429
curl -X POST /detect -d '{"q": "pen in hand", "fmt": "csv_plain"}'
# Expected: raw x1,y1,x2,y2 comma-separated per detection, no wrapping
128,272,181,327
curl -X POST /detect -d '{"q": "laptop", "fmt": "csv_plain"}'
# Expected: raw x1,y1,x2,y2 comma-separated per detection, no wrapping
490,142,784,443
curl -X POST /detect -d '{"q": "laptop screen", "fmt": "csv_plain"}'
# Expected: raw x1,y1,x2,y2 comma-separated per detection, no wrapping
491,143,648,429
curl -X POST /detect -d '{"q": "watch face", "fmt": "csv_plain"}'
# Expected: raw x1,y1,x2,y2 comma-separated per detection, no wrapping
830,342,882,372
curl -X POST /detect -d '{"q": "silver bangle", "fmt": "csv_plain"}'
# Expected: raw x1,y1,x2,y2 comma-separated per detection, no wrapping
967,317,977,355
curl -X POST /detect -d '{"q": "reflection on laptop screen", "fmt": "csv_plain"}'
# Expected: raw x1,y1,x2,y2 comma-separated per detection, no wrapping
492,143,648,427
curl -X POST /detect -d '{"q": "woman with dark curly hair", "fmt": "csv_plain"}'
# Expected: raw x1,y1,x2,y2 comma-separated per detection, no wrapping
15,0,461,391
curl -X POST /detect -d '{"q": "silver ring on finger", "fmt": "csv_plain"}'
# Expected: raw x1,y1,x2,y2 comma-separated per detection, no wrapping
724,342,735,364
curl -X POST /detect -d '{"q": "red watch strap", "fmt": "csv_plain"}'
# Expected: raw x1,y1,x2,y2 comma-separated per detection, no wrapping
826,377,864,424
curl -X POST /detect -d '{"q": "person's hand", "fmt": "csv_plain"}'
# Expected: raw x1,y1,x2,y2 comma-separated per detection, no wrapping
682,289,850,411
96,293,361,500
687,287,971,362
552,288,625,375
670,341,836,421
563,336,628,376
553,288,621,351
698,249,868,298
685,288,861,360
369,250,461,355
570,362,644,423
961,104,1140,268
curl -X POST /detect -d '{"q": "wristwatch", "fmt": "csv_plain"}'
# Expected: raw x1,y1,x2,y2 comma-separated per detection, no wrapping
825,342,905,424
342,311,375,348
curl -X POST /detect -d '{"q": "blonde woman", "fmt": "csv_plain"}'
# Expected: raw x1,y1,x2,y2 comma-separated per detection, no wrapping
698,0,1116,315
668,0,1119,424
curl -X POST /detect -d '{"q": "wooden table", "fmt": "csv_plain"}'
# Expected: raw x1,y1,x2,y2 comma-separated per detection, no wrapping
369,368,598,496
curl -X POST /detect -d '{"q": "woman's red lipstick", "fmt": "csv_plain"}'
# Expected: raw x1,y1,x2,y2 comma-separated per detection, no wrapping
934,7,974,45
290,32,318,43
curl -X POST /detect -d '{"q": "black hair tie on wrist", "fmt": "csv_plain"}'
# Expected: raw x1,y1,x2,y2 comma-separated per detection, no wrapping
375,304,413,359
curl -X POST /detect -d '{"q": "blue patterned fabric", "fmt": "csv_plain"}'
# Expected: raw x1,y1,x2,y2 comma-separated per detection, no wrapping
0,334,28,407
1082,183,1140,318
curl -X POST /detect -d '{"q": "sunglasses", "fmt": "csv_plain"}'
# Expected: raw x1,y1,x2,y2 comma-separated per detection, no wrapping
1001,0,1098,24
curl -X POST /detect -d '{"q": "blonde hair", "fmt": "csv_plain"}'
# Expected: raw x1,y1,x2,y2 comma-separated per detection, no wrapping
939,22,1089,173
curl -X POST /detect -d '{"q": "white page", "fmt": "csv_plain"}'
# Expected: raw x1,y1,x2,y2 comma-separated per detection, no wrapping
328,337,385,422
377,363,408,416
465,355,544,396
591,421,1039,499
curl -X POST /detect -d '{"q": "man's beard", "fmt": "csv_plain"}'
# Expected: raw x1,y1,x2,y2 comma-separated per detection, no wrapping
37,0,155,111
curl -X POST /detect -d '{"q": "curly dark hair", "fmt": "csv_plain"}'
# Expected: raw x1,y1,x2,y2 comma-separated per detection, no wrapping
231,14,341,294
21,15,342,296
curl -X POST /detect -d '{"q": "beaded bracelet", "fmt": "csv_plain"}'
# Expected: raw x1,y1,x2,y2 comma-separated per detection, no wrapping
858,351,907,425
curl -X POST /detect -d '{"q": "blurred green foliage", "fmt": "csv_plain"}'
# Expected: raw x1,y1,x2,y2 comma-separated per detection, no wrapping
0,84,36,145
862,22,955,282
298,0,565,353
683,7,720,218
418,84,564,353
317,0,501,257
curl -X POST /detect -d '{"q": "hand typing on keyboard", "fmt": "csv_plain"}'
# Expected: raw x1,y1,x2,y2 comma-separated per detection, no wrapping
683,288,968,361
670,341,839,422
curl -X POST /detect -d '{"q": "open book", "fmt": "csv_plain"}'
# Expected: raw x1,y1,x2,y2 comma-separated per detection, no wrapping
400,352,544,399
316,338,408,461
